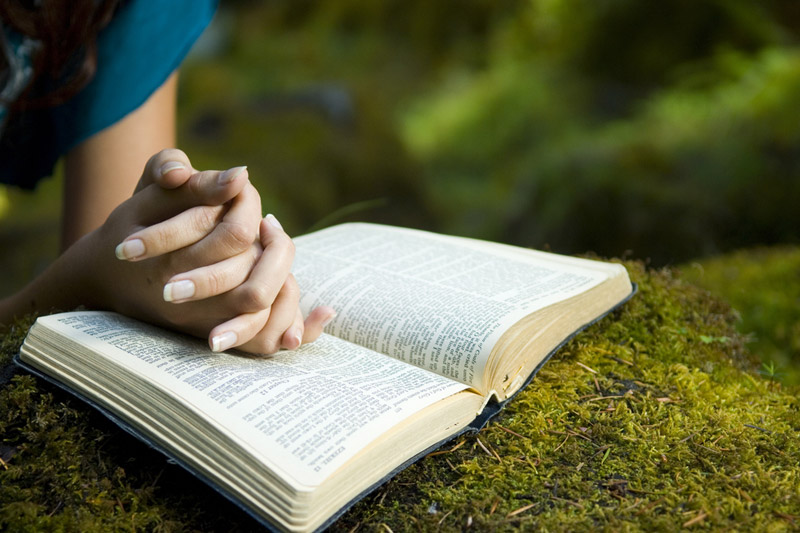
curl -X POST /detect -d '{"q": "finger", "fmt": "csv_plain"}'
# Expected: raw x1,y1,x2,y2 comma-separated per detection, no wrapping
135,148,195,193
162,245,258,303
208,276,299,354
177,182,262,266
280,309,305,350
222,214,294,314
114,166,251,256
207,308,269,353
300,306,337,344
184,166,249,207
114,204,226,261
240,275,302,354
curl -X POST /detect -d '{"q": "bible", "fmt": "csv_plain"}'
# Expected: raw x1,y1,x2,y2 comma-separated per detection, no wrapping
17,223,634,532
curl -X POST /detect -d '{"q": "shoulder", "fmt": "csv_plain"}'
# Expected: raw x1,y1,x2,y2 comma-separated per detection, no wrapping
66,0,218,139
98,0,218,65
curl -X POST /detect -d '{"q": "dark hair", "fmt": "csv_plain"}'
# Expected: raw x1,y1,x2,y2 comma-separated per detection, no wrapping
0,0,119,110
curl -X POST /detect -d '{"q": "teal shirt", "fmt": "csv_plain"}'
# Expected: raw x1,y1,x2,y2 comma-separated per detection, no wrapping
0,0,217,189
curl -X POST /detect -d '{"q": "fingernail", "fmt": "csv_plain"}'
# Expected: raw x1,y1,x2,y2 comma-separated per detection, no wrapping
265,213,283,231
285,327,303,350
211,331,238,352
219,165,247,185
115,239,145,260
163,280,196,302
321,311,337,328
159,161,186,177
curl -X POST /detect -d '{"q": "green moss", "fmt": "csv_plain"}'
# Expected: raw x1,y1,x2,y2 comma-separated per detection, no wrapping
2,260,798,532
681,246,800,386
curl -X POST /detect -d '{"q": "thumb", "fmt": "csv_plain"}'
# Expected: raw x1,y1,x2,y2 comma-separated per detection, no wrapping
134,148,195,194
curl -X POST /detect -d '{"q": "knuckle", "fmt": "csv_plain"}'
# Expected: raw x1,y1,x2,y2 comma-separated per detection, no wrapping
244,182,262,205
194,206,223,233
239,283,274,311
282,275,299,300
205,269,227,297
268,231,295,260
220,220,256,253
187,172,204,198
144,224,172,252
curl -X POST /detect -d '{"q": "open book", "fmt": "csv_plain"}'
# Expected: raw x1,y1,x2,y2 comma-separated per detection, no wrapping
17,223,634,532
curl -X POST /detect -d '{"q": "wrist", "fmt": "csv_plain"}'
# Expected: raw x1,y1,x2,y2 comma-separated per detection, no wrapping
1,231,104,324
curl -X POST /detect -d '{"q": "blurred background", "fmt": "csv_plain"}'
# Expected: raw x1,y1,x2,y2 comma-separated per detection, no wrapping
1,0,799,378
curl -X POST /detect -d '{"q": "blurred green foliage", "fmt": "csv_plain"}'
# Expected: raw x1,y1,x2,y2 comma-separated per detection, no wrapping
176,0,800,266
0,173,61,299
2,0,799,277
2,0,800,369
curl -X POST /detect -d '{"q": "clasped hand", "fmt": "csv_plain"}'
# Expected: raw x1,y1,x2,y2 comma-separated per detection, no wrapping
80,149,333,353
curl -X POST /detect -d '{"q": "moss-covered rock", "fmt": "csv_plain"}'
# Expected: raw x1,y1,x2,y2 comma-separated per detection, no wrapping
681,246,800,386
1,260,798,531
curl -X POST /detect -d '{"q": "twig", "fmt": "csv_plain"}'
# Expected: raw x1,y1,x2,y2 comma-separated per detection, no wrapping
585,395,626,402
774,511,798,523
682,511,708,527
553,433,570,453
506,502,536,518
621,497,642,513
496,425,529,439
636,496,666,515
551,496,584,509
428,439,467,457
476,438,501,461
565,429,592,441
608,355,634,366
591,445,612,458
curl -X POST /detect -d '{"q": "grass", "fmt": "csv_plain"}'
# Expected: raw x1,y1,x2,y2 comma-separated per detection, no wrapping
1,255,798,531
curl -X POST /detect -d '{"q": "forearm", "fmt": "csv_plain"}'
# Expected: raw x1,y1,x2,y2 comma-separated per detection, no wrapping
0,234,96,323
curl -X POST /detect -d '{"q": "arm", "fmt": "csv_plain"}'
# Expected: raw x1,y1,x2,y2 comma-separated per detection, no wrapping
0,71,176,321
61,71,178,249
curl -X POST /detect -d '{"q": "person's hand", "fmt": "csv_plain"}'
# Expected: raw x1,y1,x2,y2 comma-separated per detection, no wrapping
79,149,334,354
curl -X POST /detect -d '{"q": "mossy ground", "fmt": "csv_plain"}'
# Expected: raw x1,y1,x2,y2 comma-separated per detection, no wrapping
681,246,800,386
1,257,798,532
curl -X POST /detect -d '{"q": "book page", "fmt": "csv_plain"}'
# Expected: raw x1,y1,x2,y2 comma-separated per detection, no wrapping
32,312,468,488
294,224,616,390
